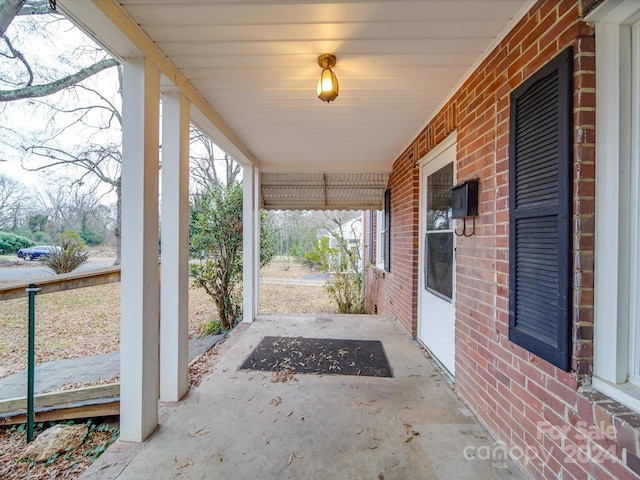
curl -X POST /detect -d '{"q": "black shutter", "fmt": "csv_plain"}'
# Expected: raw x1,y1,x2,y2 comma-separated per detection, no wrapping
508,48,573,371
384,189,391,272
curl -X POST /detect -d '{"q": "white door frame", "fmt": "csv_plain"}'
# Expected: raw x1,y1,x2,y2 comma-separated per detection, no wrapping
417,131,457,376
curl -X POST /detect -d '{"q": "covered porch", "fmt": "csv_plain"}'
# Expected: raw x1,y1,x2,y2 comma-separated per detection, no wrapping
54,0,533,444
80,314,524,479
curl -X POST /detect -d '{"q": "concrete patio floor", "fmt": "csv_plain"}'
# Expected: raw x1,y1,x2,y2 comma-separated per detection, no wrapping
82,314,527,479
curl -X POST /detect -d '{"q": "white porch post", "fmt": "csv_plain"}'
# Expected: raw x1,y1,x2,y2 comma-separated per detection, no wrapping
120,57,161,442
160,92,190,402
243,165,260,321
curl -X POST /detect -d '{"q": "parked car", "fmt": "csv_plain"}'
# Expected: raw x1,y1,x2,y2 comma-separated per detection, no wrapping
17,245,59,261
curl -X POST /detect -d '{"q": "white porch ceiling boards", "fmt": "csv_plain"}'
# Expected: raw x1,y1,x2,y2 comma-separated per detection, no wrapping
69,0,532,208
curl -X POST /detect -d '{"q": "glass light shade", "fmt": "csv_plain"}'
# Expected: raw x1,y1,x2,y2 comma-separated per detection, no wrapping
317,68,339,102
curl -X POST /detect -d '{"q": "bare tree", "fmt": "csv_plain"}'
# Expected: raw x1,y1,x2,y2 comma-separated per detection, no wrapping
189,125,242,191
1,1,118,102
2,5,241,264
34,176,114,243
1,8,123,259
0,173,32,228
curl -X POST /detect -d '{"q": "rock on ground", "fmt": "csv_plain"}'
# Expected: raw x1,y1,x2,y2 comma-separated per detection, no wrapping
23,424,88,462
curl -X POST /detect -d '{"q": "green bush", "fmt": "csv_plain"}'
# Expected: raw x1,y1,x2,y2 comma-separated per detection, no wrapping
79,228,105,246
42,231,89,274
189,182,276,330
0,231,34,254
304,219,364,314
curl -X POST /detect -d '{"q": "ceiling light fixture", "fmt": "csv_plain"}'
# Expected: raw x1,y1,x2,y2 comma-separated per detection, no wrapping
317,54,339,103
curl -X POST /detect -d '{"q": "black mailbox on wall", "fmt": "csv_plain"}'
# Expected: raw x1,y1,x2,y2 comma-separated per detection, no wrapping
451,179,479,219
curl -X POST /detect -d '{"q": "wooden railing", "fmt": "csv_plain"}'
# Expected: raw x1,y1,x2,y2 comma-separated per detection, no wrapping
0,266,121,438
0,265,121,300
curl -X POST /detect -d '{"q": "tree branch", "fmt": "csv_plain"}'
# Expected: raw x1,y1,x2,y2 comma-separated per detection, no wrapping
17,0,54,16
0,57,119,102
0,0,25,38
2,35,34,85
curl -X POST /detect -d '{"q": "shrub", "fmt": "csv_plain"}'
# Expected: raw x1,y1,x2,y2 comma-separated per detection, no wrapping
79,228,105,246
42,231,89,274
307,217,364,314
189,182,276,330
0,231,34,254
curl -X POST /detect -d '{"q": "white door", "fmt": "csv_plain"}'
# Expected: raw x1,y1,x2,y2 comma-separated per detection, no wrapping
418,140,456,376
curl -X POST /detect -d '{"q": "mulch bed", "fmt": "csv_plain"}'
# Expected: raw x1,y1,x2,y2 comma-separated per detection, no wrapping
239,336,393,377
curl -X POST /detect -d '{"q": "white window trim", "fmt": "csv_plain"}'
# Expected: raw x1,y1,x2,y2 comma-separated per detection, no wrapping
375,209,385,269
588,2,640,410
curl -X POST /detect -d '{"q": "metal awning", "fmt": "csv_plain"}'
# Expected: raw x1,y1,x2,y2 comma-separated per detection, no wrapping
261,172,389,210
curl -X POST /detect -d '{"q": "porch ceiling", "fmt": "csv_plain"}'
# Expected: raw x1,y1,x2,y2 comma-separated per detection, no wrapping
63,0,531,210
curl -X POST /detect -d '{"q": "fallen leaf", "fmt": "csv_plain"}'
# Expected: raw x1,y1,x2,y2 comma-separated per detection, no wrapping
356,429,363,435
288,452,293,465
177,458,193,469
405,437,414,443
368,445,378,450
286,411,294,417
262,433,270,444
270,396,282,406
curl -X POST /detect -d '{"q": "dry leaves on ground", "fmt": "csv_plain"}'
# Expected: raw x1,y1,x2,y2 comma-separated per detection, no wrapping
0,258,334,378
0,418,119,480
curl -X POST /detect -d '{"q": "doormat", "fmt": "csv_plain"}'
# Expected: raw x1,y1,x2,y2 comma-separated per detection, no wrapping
239,336,393,378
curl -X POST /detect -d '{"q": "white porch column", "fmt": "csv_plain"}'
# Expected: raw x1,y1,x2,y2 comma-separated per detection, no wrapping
160,92,190,402
120,57,161,442
243,165,260,321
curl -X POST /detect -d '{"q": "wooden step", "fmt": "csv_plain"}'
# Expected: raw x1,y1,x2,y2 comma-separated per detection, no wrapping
0,384,120,425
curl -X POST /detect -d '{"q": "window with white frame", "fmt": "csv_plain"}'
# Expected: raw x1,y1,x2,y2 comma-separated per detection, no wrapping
376,189,390,272
589,2,640,410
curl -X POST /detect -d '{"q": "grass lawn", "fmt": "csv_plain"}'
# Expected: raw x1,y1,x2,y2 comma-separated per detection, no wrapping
0,258,334,377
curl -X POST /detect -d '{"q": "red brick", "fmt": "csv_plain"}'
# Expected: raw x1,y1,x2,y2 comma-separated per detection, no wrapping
359,0,621,476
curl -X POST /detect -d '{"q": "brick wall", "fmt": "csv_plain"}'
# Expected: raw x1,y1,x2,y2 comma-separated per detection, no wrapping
363,0,640,478
363,147,419,336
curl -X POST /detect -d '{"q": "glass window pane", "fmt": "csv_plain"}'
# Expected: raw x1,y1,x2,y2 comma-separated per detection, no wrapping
426,230,453,299
427,163,453,231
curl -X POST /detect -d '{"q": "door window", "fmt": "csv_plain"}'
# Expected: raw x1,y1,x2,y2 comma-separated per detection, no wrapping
425,163,454,300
